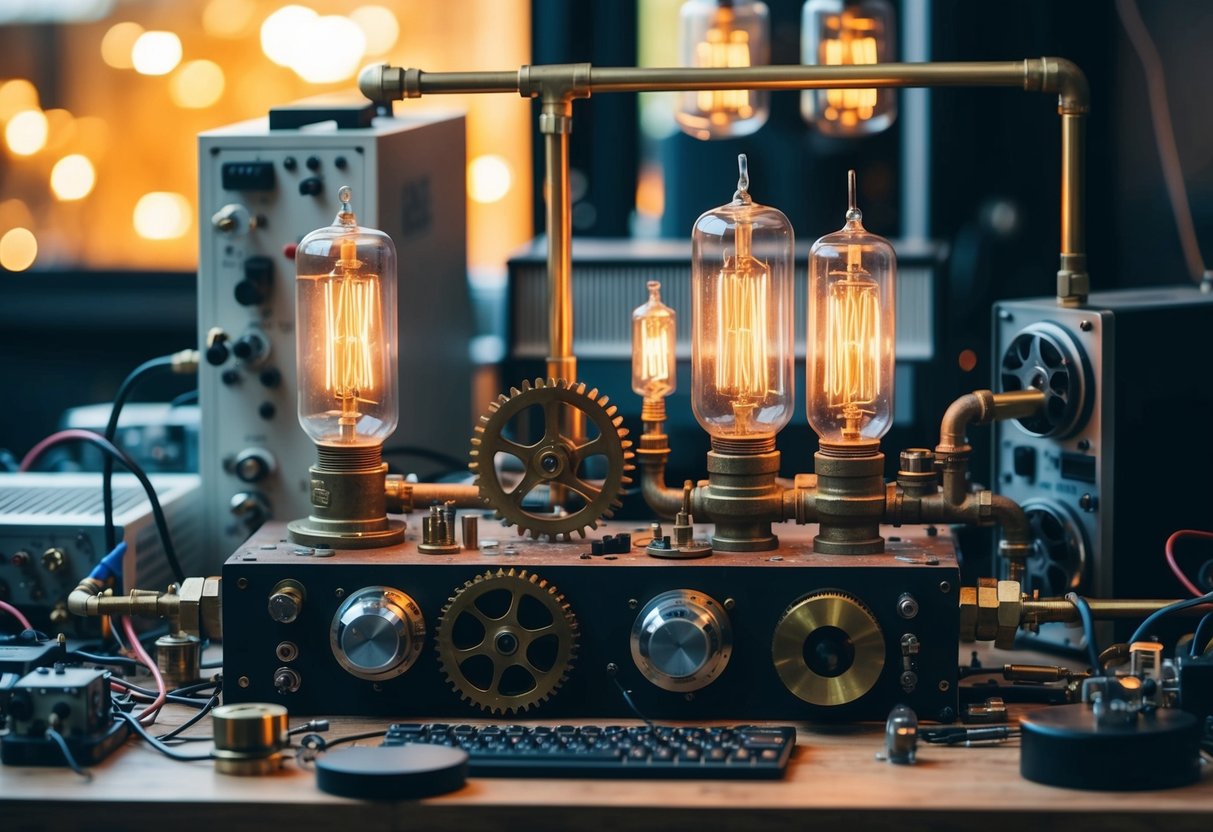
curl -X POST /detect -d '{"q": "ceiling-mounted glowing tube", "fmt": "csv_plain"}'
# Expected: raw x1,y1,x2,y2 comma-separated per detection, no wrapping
801,0,897,136
675,0,770,140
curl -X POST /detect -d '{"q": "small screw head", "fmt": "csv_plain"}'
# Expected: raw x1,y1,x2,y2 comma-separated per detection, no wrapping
372,683,383,692
627,598,639,610
1079,320,1093,332
938,706,957,723
723,597,736,611
236,577,249,590
238,676,250,688
938,680,951,692
897,593,919,619
938,580,952,594
335,588,345,598
540,453,559,473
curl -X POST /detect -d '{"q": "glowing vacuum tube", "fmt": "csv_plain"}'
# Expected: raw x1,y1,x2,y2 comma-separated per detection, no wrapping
807,170,895,555
288,186,404,548
632,280,677,404
676,0,770,140
692,154,794,452
801,0,897,136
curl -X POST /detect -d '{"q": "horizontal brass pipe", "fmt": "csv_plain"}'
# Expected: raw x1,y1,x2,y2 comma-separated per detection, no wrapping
1023,598,1208,622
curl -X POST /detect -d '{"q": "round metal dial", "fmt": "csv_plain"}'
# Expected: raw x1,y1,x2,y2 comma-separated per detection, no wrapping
999,322,1089,438
772,591,885,707
469,377,634,540
435,568,578,714
630,589,732,692
329,587,425,681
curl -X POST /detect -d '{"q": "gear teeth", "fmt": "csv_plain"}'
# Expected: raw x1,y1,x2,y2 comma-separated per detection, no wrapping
520,379,533,391
470,436,481,446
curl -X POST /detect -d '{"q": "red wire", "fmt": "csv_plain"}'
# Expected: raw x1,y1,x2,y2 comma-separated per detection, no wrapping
121,616,166,725
1165,529,1213,598
18,428,106,472
0,599,33,631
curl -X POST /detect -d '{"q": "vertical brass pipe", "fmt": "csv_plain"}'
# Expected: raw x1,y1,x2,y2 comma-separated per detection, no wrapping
1058,113,1088,306
544,126,575,384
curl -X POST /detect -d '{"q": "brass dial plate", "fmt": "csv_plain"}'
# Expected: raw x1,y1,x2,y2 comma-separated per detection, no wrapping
772,591,885,707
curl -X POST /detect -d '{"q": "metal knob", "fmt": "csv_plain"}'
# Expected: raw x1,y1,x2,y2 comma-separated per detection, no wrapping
234,448,276,484
211,203,251,234
267,580,305,624
330,587,425,681
630,590,732,692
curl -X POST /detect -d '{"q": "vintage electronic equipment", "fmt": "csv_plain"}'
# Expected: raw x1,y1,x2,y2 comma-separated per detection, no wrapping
60,403,200,475
197,106,471,566
0,472,202,634
993,287,1213,646
221,521,960,723
0,666,128,768
506,238,947,486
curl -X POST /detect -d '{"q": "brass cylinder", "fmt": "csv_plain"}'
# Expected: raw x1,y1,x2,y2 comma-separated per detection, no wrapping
813,449,886,555
288,445,405,548
155,634,201,690
212,703,289,776
698,450,783,552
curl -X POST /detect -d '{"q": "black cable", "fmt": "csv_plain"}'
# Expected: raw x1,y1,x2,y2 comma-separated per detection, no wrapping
26,433,184,584
117,711,214,762
382,445,469,477
109,678,219,707
610,676,656,730
157,693,221,743
67,651,143,669
321,729,387,750
169,389,198,408
45,726,92,781
1191,611,1213,658
1066,592,1101,674
103,355,176,552
1130,590,1213,645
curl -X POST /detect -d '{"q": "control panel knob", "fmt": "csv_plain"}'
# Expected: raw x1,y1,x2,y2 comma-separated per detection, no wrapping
41,548,67,573
234,448,276,483
235,256,274,306
630,589,733,692
330,587,425,681
205,330,230,366
230,491,270,531
267,579,304,624
298,176,323,196
211,203,251,235
232,330,269,363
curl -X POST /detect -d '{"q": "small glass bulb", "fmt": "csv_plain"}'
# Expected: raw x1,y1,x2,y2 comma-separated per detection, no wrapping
295,186,399,447
801,0,897,136
675,0,770,140
632,280,678,400
807,170,896,445
691,154,794,440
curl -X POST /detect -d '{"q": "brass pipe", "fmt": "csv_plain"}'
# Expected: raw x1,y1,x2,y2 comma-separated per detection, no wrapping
1058,112,1088,305
384,478,482,514
1023,597,1208,623
936,389,1044,505
636,424,687,520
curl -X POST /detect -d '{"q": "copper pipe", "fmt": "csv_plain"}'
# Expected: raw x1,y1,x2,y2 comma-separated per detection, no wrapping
1023,597,1207,623
384,479,482,514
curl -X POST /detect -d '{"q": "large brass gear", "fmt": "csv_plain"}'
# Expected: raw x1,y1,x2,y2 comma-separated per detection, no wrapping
435,568,579,715
771,590,886,707
469,377,634,540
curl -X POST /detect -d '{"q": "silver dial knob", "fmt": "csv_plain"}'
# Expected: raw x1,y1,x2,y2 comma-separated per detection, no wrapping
630,589,732,692
330,587,425,681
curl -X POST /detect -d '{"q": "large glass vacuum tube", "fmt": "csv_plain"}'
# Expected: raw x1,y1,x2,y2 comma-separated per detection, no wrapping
807,171,896,447
691,155,794,445
295,186,398,448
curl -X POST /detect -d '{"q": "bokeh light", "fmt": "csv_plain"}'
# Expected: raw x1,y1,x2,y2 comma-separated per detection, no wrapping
0,227,38,271
350,6,399,56
42,109,77,154
0,79,39,120
468,154,513,204
100,21,143,70
170,60,226,109
260,5,318,67
5,109,49,156
203,0,256,39
290,15,367,83
131,31,183,76
133,192,192,240
51,155,96,201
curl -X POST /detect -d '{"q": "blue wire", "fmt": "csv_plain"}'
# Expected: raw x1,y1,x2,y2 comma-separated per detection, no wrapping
1191,611,1213,658
1129,590,1213,646
1066,592,1101,673
88,541,127,592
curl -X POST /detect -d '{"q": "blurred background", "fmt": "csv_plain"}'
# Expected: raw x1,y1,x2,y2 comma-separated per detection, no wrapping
0,0,1209,486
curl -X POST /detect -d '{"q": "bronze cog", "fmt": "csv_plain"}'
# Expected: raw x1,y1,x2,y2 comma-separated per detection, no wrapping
771,591,886,707
468,377,634,540
435,568,579,715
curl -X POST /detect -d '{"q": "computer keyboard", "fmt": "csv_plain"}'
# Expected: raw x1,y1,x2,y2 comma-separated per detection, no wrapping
381,723,797,779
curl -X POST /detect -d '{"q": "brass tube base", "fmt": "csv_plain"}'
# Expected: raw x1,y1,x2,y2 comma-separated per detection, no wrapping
698,448,783,552
813,445,886,555
288,446,405,549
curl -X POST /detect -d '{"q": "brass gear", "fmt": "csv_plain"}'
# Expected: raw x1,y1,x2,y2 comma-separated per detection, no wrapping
771,590,886,707
435,568,579,714
469,377,634,539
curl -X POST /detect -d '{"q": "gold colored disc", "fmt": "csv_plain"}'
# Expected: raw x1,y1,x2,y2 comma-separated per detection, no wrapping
771,592,885,707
